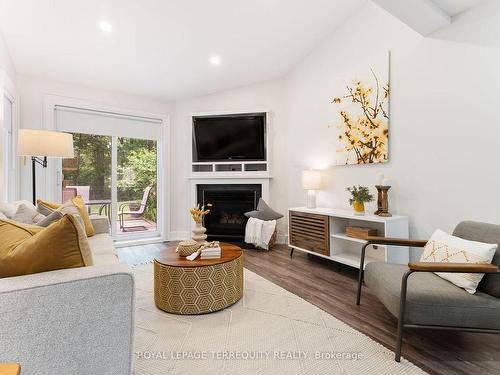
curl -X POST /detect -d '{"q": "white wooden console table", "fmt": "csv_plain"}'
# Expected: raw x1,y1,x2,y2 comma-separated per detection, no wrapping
288,207,409,268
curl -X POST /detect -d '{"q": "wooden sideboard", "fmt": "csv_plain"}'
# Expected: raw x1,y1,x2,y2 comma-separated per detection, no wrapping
288,207,409,268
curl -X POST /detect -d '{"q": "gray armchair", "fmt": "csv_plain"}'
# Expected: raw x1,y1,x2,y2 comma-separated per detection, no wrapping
356,221,500,362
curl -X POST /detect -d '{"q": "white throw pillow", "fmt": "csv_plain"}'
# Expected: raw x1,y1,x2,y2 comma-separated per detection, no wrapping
0,200,36,218
0,211,7,220
36,200,86,234
11,203,46,224
36,210,64,227
57,201,87,235
420,229,497,294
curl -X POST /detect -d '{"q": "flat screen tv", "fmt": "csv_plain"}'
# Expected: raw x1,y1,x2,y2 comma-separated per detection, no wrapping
192,113,266,162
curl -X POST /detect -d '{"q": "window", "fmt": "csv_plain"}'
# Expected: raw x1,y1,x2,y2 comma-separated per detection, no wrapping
55,105,164,240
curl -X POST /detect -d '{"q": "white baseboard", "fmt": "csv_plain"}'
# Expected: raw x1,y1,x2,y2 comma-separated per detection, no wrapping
114,236,165,248
276,232,288,245
167,231,288,244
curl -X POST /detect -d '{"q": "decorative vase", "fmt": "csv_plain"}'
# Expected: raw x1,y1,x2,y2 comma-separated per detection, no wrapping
353,201,365,215
192,222,207,244
374,185,392,217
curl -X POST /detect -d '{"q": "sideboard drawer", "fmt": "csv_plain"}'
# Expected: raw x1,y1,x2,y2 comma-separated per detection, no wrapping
289,211,329,256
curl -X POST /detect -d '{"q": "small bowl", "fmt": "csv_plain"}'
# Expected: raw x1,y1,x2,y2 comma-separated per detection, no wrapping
177,240,201,257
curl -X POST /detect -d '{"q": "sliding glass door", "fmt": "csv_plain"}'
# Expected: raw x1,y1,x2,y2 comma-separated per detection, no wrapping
55,106,164,240
117,137,158,234
61,133,112,217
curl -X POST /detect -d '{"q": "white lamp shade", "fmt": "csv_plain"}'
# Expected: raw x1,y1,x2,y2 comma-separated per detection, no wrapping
18,129,74,158
302,170,322,190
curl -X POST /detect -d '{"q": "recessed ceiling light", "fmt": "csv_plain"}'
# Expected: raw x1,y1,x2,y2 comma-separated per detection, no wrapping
210,55,221,66
99,21,113,33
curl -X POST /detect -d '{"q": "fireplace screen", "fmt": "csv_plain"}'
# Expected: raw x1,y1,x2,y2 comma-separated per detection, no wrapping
197,184,262,241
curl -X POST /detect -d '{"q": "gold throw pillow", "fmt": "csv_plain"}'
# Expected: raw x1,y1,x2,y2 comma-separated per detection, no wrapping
0,215,94,278
71,196,95,237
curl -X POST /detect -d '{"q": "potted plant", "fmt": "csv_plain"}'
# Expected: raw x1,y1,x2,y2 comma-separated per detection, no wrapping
347,185,374,215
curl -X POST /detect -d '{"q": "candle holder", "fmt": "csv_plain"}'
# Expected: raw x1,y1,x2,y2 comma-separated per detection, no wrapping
374,185,392,217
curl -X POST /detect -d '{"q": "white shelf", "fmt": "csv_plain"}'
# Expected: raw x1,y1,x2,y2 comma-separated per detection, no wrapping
289,207,407,223
189,173,272,179
330,252,379,269
331,233,386,247
192,161,267,165
331,233,367,244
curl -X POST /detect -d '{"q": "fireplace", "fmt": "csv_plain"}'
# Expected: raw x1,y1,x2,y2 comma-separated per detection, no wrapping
197,184,262,242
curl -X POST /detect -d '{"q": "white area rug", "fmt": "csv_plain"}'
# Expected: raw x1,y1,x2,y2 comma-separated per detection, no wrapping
132,264,426,375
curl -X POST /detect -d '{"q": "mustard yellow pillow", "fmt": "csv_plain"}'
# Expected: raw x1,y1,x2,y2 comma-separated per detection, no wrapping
37,197,95,237
72,196,95,237
0,215,93,278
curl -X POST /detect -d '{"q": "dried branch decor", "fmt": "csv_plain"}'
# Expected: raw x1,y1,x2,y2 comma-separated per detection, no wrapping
189,204,212,224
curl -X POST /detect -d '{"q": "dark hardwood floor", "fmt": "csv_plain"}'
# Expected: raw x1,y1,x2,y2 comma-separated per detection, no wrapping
243,245,500,375
124,241,500,374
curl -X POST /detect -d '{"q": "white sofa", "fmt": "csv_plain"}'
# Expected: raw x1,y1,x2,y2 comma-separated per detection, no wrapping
0,212,135,375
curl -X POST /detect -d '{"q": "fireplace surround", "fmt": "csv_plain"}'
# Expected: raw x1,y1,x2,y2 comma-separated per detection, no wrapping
197,184,262,242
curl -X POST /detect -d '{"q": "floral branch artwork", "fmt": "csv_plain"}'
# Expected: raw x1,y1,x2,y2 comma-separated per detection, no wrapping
330,62,390,165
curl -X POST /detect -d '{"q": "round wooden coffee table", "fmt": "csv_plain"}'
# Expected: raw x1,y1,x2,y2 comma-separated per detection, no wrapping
154,243,243,315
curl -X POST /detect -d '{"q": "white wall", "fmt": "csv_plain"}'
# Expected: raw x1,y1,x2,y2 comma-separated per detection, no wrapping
0,27,16,201
10,1,500,258
0,29,15,79
16,75,175,207
285,1,500,259
174,1,500,259
172,79,287,239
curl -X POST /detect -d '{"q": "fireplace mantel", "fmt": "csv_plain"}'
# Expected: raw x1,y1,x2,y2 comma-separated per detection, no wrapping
189,177,270,224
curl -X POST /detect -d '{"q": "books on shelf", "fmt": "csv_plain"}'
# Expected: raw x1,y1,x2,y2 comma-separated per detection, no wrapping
345,226,378,240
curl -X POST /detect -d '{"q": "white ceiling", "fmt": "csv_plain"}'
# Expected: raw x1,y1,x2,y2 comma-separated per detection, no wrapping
431,0,484,17
0,0,365,100
431,0,500,48
372,0,486,36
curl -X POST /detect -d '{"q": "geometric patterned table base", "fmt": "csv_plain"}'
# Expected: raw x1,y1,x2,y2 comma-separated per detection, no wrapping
154,254,243,315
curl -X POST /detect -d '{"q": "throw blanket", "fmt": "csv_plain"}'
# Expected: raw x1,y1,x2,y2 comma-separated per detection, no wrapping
244,217,276,250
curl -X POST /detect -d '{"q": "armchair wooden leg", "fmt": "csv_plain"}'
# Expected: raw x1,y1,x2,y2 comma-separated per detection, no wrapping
395,270,414,362
356,243,369,305
289,248,294,257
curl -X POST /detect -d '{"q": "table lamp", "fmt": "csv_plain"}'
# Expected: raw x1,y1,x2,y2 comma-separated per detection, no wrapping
302,170,322,209
18,129,74,204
